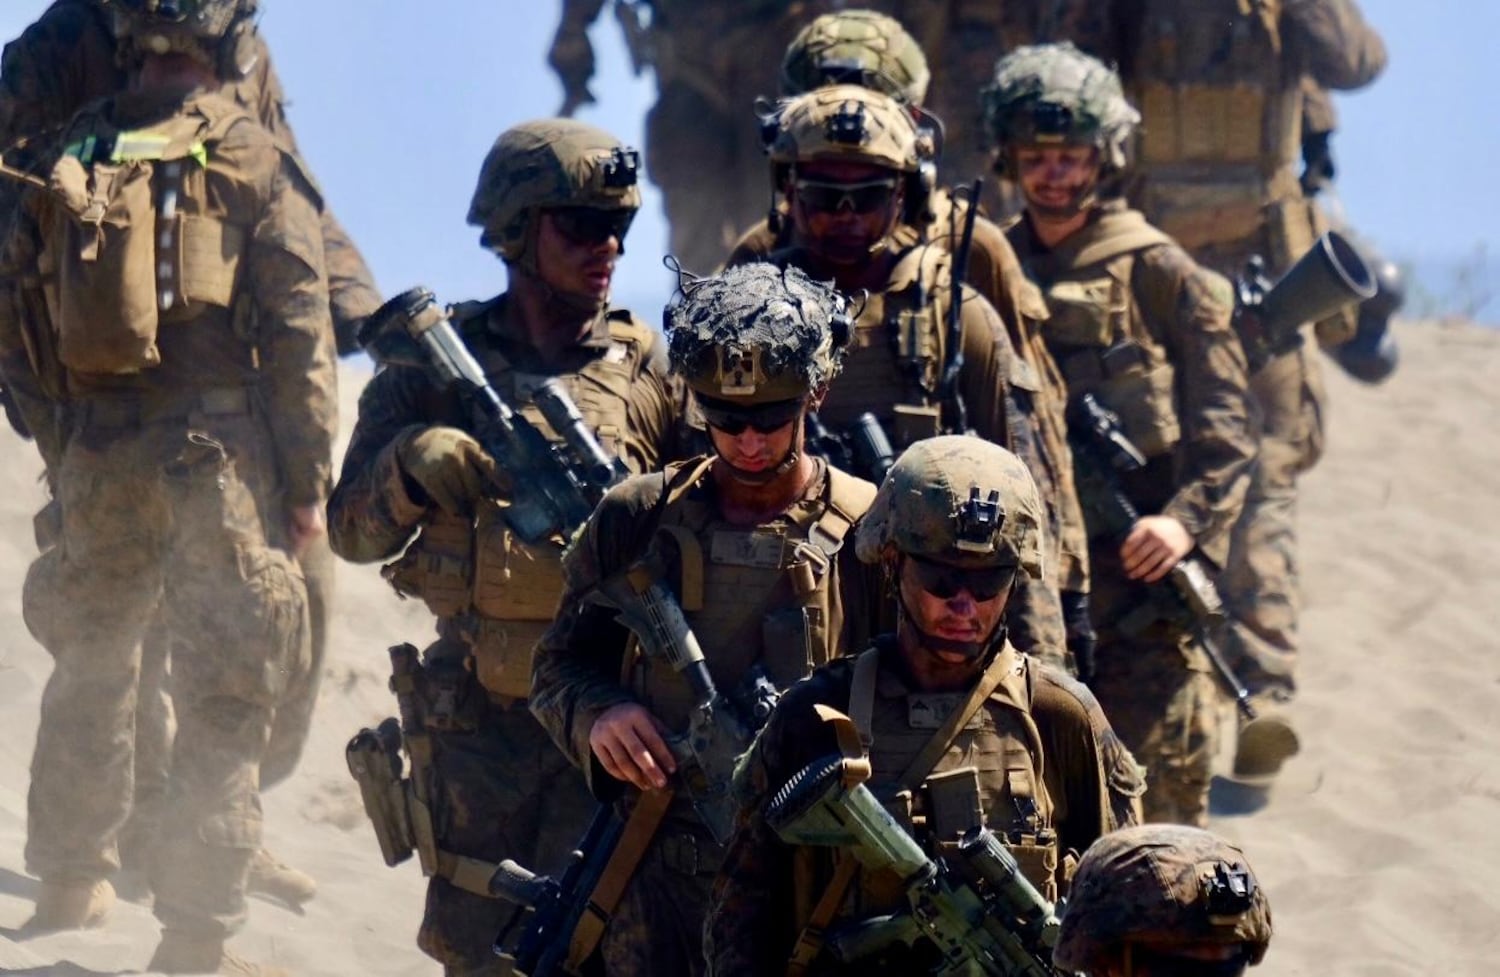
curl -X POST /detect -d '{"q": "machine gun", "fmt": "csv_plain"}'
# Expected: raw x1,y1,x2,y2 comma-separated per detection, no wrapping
1234,230,1376,374
767,754,1063,976
806,410,898,484
1067,394,1256,721
359,287,628,545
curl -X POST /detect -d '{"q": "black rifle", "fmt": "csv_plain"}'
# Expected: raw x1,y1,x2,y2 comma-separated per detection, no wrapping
1068,393,1256,721
938,179,983,436
806,410,897,484
359,287,628,545
1233,230,1375,374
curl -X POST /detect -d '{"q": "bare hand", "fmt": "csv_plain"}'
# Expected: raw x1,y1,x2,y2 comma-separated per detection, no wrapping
1120,515,1193,583
590,702,677,791
288,505,326,559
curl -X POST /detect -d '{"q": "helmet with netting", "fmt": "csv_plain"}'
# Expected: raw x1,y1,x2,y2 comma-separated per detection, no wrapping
780,10,931,105
1054,825,1273,974
467,118,642,264
855,436,1043,577
981,42,1139,177
112,0,259,75
769,84,930,173
666,263,852,406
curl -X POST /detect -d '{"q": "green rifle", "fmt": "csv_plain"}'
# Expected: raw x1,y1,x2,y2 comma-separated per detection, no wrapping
767,754,1063,976
1067,393,1255,720
359,287,629,545
1233,230,1375,373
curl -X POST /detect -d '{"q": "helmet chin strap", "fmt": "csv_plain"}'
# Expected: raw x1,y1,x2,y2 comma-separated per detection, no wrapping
514,261,608,320
717,414,805,487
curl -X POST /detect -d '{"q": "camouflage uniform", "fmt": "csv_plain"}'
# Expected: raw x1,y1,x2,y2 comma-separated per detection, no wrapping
988,46,1256,826
735,83,1069,666
1121,0,1387,703
327,119,685,977
706,437,1141,977
0,75,335,947
1053,824,1273,974
529,263,880,977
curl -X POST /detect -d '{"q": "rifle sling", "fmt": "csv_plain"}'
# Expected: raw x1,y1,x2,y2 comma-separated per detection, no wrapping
566,786,676,971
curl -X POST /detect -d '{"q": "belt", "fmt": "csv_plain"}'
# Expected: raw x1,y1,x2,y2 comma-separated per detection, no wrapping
652,829,725,878
77,386,252,430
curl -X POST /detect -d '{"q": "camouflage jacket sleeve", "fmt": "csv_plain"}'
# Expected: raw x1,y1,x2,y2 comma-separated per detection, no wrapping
528,471,676,795
325,363,439,564
230,120,338,506
1283,0,1388,91
1134,245,1255,565
707,660,855,977
1030,662,1145,856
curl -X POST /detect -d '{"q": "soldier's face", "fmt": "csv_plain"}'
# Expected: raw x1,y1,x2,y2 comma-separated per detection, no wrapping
897,556,1013,665
788,160,904,267
1109,940,1252,977
535,210,623,303
1013,144,1100,218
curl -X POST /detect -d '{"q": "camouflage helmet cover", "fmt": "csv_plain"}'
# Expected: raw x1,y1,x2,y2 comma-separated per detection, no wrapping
468,118,643,262
855,436,1044,577
982,42,1139,175
780,10,932,105
769,84,931,173
1054,825,1273,973
111,0,258,70
666,263,852,406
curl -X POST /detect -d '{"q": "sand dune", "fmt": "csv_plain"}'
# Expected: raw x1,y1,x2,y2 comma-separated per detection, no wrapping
0,318,1496,975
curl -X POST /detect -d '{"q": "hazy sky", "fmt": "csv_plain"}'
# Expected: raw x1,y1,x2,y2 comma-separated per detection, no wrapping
1,1,1493,320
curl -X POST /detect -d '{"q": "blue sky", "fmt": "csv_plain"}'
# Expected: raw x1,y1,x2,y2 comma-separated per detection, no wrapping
2,1,1494,320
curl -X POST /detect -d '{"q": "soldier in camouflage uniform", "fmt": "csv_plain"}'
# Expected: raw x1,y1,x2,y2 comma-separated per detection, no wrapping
984,44,1256,826
1053,824,1273,976
326,119,686,977
730,82,1070,667
1117,0,1387,778
0,2,335,970
729,10,1097,676
0,0,381,903
706,436,1142,976
529,262,881,977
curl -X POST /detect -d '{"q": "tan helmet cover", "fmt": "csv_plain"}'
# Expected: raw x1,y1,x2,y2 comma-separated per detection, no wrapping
1054,825,1273,973
666,263,851,406
467,118,642,263
769,84,930,173
780,10,932,105
855,436,1044,576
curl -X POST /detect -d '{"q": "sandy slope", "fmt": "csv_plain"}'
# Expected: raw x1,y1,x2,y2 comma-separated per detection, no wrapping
0,319,1496,975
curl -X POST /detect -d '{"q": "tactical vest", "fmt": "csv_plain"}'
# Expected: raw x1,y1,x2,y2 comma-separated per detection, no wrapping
628,457,875,733
383,307,657,700
36,93,253,375
1128,0,1305,253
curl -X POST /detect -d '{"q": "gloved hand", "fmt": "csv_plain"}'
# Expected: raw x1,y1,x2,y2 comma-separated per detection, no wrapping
548,26,597,117
396,426,497,516
1061,589,1097,684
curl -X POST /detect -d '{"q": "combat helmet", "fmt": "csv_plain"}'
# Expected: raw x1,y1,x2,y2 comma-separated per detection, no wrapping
780,10,931,105
666,262,851,407
855,435,1043,578
1054,825,1273,975
111,0,261,79
981,42,1139,180
467,119,642,268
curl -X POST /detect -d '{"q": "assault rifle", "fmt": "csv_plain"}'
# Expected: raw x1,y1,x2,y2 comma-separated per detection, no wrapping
767,754,1063,976
1067,393,1256,720
806,410,898,484
937,179,983,436
1233,230,1375,374
359,287,629,545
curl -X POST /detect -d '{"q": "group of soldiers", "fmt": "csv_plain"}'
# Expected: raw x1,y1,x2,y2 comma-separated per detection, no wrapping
0,0,1397,976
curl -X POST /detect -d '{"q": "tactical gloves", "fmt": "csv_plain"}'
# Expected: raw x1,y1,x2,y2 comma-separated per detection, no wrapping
1061,589,1097,683
396,426,498,515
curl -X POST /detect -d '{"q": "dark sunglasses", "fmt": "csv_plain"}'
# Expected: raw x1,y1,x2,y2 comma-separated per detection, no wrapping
547,207,636,246
1127,946,1250,977
697,396,805,436
906,554,1015,602
793,177,899,215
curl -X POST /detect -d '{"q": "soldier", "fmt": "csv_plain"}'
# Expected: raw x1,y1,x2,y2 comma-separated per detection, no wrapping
730,10,1096,676
326,119,685,977
0,0,381,902
1118,0,1387,779
983,44,1256,825
0,0,335,970
528,262,880,977
706,436,1142,976
733,81,1069,667
1052,824,1273,976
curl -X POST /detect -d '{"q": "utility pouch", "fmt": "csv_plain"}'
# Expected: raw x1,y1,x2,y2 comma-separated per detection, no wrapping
382,515,472,619
346,718,416,868
890,403,941,449
471,500,565,620
926,767,984,844
762,606,818,681
1003,832,1061,904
